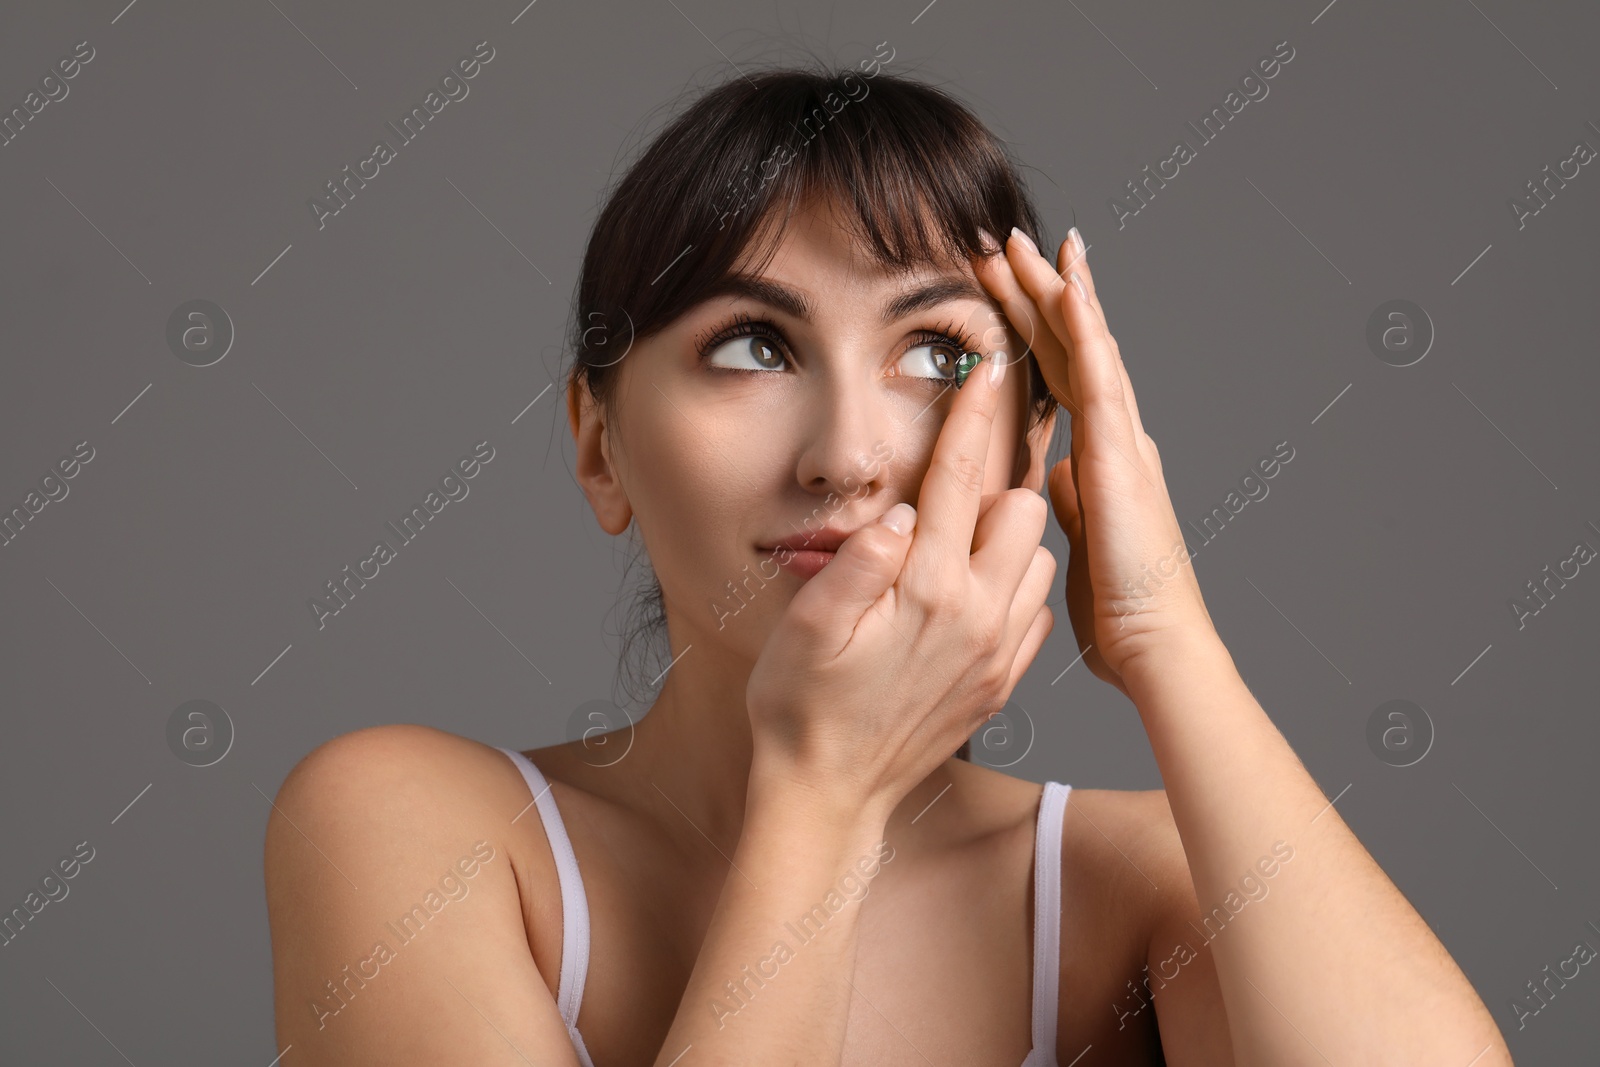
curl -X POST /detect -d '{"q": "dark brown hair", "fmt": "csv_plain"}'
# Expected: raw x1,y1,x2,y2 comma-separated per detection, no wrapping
568,64,1061,762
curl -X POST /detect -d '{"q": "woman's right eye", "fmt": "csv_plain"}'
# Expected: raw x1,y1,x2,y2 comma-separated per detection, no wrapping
706,334,788,372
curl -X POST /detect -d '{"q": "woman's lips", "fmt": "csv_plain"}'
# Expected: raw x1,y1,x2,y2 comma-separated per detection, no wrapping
757,546,836,579
776,548,836,579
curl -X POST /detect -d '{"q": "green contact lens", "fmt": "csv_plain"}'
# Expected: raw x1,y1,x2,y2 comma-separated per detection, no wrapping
952,350,984,389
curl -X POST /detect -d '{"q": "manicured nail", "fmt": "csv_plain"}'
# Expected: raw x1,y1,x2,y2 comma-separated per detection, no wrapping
988,348,1007,387
877,501,917,534
1068,226,1085,259
1009,226,1038,255
977,227,1001,254
1069,271,1089,304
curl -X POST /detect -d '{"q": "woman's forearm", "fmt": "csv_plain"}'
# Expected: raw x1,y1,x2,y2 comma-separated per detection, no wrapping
1124,630,1510,1066
653,787,893,1067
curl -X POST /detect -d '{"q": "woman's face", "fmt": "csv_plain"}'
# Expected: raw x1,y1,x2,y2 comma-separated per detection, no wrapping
570,195,1056,663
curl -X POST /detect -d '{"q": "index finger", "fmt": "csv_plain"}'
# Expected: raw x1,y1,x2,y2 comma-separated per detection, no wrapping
905,347,1008,587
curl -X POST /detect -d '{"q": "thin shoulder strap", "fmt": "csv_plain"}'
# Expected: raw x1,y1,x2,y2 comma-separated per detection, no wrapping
498,747,592,1034
1031,781,1072,1059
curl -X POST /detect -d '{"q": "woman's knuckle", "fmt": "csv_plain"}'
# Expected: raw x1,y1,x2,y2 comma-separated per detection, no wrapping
1013,486,1049,522
980,658,1010,699
855,530,898,566
949,451,985,495
920,583,965,622
970,610,1006,658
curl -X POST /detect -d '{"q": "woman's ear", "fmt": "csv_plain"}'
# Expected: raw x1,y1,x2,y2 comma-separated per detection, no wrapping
1015,406,1059,494
568,376,634,535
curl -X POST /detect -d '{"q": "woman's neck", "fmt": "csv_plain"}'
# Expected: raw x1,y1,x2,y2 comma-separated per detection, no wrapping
573,620,966,868
609,636,761,857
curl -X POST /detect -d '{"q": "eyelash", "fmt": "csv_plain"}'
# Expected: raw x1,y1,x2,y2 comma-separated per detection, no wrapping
693,312,981,380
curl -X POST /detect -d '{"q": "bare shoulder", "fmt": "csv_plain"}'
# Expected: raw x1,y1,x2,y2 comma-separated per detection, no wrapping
1049,787,1186,948
935,756,1053,837
1045,787,1191,1063
269,723,528,817
930,763,1184,876
937,761,1184,886
263,725,582,1067
264,724,539,906
1050,787,1241,1065
1063,787,1187,883
928,769,1197,1060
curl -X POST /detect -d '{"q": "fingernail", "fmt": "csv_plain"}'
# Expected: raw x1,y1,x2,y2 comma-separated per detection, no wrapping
988,348,1007,387
1069,271,1089,304
1009,227,1038,255
877,501,917,534
977,227,1001,254
1067,226,1085,259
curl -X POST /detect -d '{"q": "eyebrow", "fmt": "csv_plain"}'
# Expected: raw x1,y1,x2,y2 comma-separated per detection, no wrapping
701,273,989,327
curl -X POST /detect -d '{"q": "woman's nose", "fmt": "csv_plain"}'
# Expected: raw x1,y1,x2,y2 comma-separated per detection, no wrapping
792,377,899,498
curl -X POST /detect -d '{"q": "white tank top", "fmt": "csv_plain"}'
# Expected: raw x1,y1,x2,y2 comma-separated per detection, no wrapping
500,747,1072,1067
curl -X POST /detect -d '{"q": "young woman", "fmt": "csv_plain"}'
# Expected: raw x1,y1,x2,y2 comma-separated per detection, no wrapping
264,67,1511,1066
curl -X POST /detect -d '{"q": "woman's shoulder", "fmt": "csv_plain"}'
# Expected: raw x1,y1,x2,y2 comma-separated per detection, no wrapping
263,724,552,890
956,768,1191,1062
940,757,1177,849
945,760,1184,941
270,723,531,815
263,726,591,1061
926,763,1186,1057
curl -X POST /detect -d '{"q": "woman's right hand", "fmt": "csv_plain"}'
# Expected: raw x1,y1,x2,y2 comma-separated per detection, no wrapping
744,348,1058,820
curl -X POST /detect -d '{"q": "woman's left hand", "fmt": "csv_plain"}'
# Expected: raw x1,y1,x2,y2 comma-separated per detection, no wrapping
973,228,1219,697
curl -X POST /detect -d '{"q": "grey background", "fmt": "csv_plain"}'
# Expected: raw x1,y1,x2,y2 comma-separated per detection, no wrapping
2,0,1596,1062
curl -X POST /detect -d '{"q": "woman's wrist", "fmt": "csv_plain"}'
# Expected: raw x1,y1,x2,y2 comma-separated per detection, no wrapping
733,782,896,934
745,758,893,852
1120,624,1239,705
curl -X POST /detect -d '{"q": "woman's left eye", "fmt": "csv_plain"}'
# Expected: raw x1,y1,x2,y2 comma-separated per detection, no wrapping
894,340,964,381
